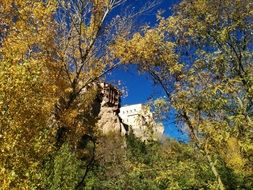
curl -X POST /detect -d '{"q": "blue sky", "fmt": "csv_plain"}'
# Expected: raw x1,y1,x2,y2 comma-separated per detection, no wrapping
106,0,188,141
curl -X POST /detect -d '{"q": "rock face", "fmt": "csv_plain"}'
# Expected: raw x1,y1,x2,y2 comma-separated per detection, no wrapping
97,105,126,135
85,82,163,140
92,82,128,135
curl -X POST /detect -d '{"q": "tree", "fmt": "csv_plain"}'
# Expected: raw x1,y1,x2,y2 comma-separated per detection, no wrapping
0,1,58,188
111,0,253,189
0,0,159,188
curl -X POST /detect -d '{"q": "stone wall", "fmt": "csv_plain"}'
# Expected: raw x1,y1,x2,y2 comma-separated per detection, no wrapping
119,104,164,141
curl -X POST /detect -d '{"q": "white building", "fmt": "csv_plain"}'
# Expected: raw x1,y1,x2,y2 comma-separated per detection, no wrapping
119,104,164,141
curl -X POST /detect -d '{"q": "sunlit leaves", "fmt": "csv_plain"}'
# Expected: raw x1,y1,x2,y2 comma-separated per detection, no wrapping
0,1,58,188
111,28,181,75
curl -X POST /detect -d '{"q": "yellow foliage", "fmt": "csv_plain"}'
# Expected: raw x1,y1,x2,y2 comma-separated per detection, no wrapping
0,1,58,188
225,137,246,172
111,27,180,76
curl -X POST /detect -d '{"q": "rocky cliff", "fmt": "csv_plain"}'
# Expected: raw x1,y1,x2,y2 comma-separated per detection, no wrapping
83,82,163,141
